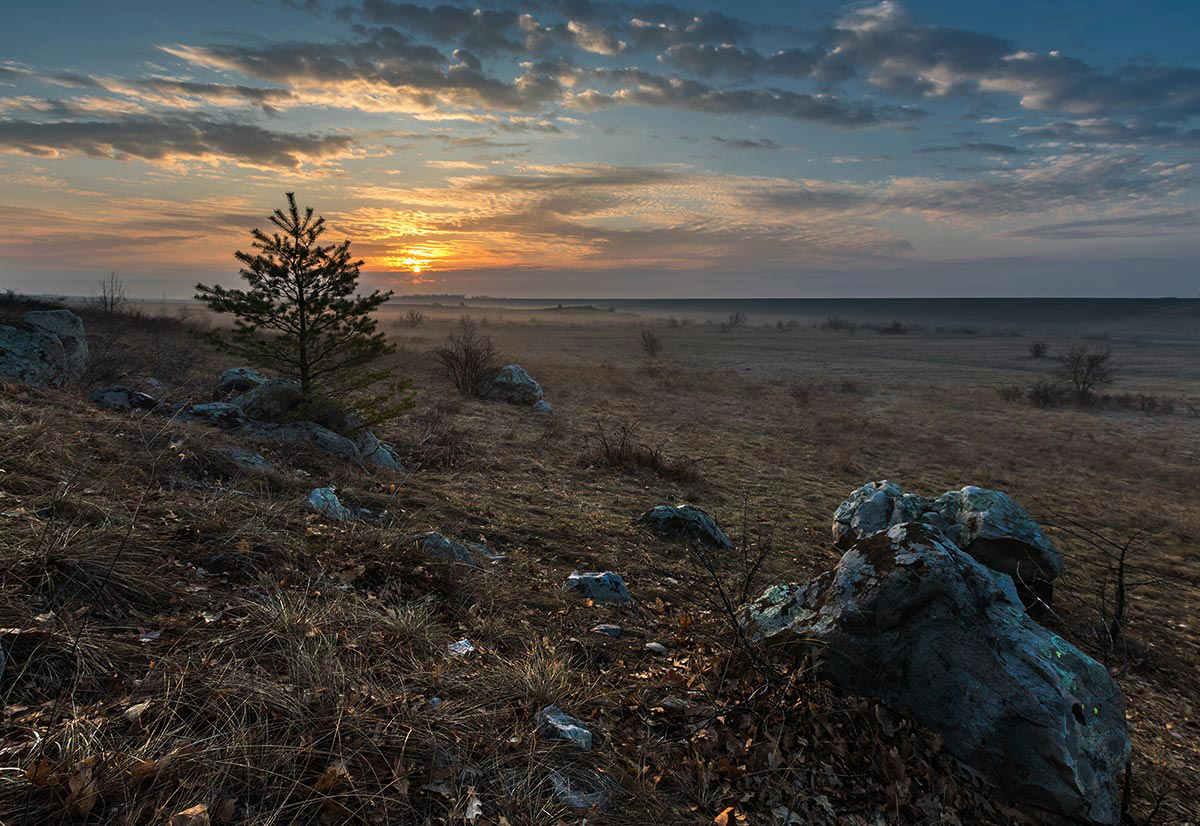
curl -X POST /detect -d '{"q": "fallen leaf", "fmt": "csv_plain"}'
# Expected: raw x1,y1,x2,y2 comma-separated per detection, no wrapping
714,806,735,825
66,764,98,818
314,758,352,792
465,786,483,822
169,803,210,826
124,700,152,722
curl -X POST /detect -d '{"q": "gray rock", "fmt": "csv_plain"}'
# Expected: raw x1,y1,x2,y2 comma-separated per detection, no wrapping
89,385,158,411
742,522,1129,826
184,402,248,427
548,770,607,809
216,367,267,397
355,428,403,470
307,487,352,521
220,447,273,471
592,624,622,638
532,399,554,414
638,504,732,549
414,532,479,567
480,364,543,406
0,309,88,387
644,642,670,655
831,480,932,549
563,571,632,604
233,379,306,423
447,638,476,657
538,705,593,750
256,421,362,464
831,480,1062,597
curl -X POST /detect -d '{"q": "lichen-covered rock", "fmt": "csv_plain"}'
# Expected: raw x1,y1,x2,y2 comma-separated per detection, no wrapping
355,428,403,470
307,487,351,521
220,447,273,471
184,402,248,427
832,480,932,550
253,421,362,464
638,504,732,549
831,480,1062,598
216,367,267,397
414,531,479,567
742,522,1129,825
233,379,306,423
532,399,554,414
89,385,158,411
563,571,631,603
0,309,88,387
538,705,593,750
480,364,543,406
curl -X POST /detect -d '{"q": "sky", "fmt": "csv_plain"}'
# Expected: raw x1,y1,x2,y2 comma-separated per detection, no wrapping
1,0,1199,298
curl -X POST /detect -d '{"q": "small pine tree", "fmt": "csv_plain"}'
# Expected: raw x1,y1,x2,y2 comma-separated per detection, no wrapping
196,192,412,428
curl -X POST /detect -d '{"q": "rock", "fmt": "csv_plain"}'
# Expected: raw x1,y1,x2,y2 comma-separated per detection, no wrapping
480,364,543,406
591,624,622,638
563,571,632,604
538,705,593,750
355,428,403,470
233,379,306,423
831,480,1062,602
307,487,352,521
742,522,1129,825
184,403,248,427
638,504,732,549
220,447,272,471
549,770,607,809
931,485,1063,587
216,367,267,397
0,309,88,387
644,642,670,655
256,421,362,464
414,532,479,567
831,480,931,550
89,385,158,411
532,399,554,414
447,638,475,658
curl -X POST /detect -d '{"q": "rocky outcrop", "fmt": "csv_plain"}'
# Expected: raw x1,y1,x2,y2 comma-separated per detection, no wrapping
480,364,543,406
637,504,732,549
233,379,306,423
743,522,1129,826
216,367,266,397
0,309,89,387
831,480,1061,602
563,571,631,603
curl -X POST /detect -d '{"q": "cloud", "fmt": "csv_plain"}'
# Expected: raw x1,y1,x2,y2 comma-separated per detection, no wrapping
711,136,785,150
1001,211,1200,240
0,114,356,168
662,44,819,78
1021,118,1200,149
915,142,1023,155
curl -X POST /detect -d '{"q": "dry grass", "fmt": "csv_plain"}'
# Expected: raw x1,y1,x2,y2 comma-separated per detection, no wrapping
1,307,1198,824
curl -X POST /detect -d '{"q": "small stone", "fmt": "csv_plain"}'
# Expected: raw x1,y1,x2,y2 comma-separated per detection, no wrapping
216,367,267,397
307,487,352,521
644,642,669,655
538,705,593,750
532,399,554,414
415,532,479,567
549,770,607,809
89,385,159,411
447,638,475,658
637,504,732,549
591,624,622,638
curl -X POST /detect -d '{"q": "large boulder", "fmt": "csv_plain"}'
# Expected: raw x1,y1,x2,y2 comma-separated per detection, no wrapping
742,522,1129,825
831,480,1061,602
637,504,732,549
480,364,543,406
252,421,362,464
233,379,306,423
0,309,88,387
563,571,632,604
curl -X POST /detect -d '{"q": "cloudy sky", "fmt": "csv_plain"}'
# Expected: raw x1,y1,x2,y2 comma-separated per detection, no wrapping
2,0,1198,298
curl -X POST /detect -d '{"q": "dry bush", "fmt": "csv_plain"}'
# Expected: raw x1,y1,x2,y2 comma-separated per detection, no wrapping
584,417,703,486
1029,341,1049,358
434,316,501,396
389,402,477,469
639,328,662,359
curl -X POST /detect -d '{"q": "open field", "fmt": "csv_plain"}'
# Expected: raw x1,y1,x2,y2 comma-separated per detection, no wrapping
1,297,1198,824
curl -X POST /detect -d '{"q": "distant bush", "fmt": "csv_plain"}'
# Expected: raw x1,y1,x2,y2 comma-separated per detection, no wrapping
878,320,908,335
997,385,1024,403
1027,379,1067,408
727,311,748,330
434,316,500,396
404,309,425,328
1056,346,1115,405
639,328,663,359
1029,341,1049,358
823,315,856,334
585,417,702,485
839,379,862,394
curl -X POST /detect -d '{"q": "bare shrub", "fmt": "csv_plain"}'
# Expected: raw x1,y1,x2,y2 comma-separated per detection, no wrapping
87,271,127,316
823,315,856,334
997,385,1024,403
390,402,476,468
639,328,663,359
727,311,748,330
878,320,908,335
1027,378,1066,408
585,417,702,485
1029,341,1049,358
1057,346,1115,405
404,309,425,327
433,316,500,396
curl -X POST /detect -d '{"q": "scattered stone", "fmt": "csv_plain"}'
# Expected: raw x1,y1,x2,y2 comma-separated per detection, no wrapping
0,309,88,387
538,705,593,750
831,480,1062,602
563,571,632,604
644,642,670,655
184,403,248,427
256,421,362,464
480,364,543,406
307,487,352,522
548,770,607,809
742,522,1130,826
591,624,622,638
355,428,403,470
216,367,267,397
638,504,732,549
414,532,479,567
426,697,443,710
447,638,475,658
532,399,554,414
89,385,158,411
220,447,272,471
